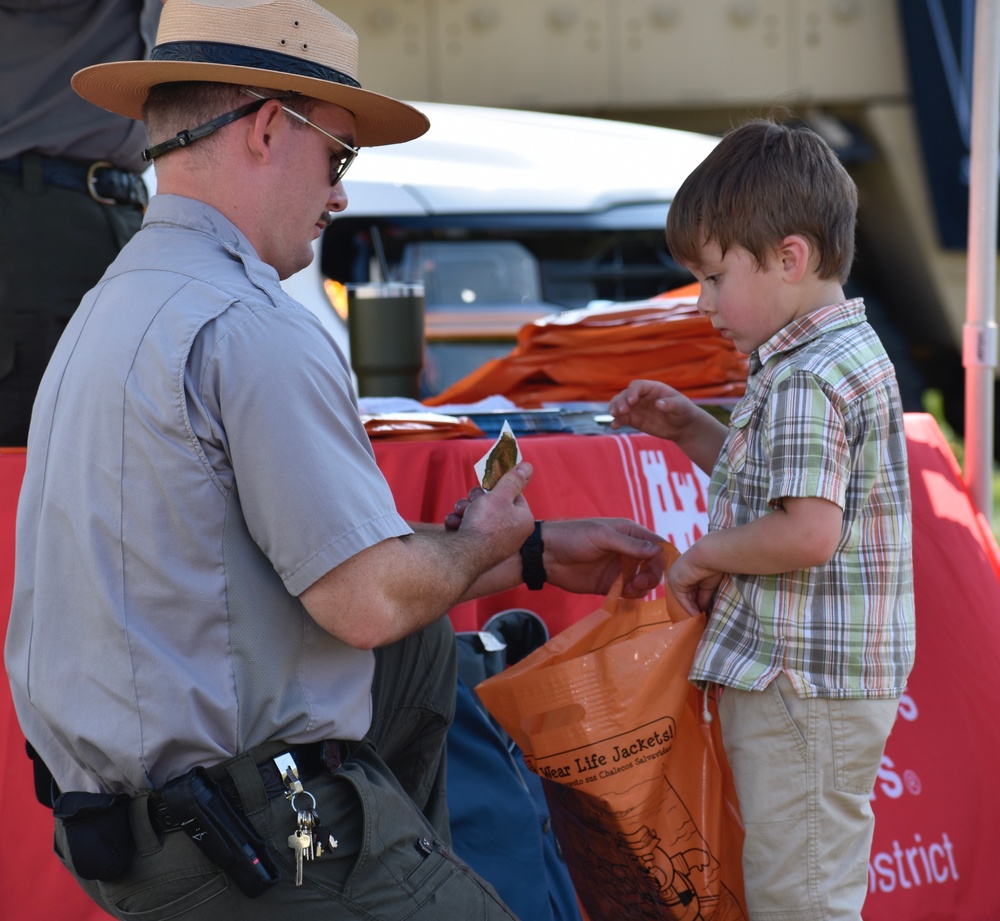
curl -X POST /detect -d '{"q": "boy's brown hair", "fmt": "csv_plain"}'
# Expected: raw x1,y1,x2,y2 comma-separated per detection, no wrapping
666,118,858,282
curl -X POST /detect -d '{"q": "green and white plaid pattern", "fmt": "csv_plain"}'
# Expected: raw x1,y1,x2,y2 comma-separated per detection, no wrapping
690,300,916,699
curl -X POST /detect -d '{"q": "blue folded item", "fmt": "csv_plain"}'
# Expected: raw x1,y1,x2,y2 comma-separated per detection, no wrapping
464,410,566,435
448,613,583,921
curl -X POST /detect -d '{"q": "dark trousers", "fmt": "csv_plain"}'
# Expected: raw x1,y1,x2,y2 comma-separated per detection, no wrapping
55,618,519,920
0,156,143,447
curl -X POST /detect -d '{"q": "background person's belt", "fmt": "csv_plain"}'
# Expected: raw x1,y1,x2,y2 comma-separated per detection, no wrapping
0,153,148,207
147,739,350,834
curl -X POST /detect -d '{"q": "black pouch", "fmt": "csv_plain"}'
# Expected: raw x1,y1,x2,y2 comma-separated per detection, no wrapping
26,740,57,807
160,766,279,898
53,790,134,881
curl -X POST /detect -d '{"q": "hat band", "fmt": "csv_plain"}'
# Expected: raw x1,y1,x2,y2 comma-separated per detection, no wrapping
151,41,362,89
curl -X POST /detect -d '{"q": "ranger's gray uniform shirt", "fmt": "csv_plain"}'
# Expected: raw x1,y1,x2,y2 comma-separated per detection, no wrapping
5,195,412,795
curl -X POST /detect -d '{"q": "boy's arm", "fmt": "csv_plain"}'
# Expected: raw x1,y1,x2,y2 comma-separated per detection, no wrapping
668,495,843,616
671,407,729,474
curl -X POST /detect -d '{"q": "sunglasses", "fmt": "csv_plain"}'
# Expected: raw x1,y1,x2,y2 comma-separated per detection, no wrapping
143,89,360,187
245,90,359,186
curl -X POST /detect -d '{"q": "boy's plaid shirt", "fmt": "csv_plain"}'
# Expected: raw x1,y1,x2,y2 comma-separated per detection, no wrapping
690,299,916,698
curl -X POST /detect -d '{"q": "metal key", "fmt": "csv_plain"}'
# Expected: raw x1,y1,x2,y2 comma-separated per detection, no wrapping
306,807,328,858
307,809,325,858
287,829,310,886
297,809,316,861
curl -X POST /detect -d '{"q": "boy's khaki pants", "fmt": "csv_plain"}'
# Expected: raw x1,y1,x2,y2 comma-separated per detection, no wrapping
719,673,900,921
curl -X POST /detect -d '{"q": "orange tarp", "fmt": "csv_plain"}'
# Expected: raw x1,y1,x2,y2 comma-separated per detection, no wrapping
424,285,749,408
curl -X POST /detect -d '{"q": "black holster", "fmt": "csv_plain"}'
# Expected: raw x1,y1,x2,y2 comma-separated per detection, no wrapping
159,766,279,898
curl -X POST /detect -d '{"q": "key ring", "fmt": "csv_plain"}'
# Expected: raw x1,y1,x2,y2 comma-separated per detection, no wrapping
290,790,317,814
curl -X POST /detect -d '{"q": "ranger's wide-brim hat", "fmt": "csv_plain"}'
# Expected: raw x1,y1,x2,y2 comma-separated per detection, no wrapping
71,0,429,147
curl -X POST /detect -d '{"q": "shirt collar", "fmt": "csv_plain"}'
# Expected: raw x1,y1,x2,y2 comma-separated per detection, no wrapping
750,298,866,374
141,193,278,282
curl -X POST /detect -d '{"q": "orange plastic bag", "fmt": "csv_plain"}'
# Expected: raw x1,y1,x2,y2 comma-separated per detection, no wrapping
476,546,748,921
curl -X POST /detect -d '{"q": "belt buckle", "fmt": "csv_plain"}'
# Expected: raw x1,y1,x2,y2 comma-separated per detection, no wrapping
86,160,117,205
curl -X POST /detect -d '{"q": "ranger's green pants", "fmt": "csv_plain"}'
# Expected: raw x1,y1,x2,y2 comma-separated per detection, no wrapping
56,618,520,920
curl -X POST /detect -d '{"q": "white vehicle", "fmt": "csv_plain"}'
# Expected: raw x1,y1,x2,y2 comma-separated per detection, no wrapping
280,102,719,398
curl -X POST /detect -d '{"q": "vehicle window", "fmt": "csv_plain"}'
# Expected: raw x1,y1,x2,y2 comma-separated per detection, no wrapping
322,214,692,311
400,241,542,309
320,213,694,396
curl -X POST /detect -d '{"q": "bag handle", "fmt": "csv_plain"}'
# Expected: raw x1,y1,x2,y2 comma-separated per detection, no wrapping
605,542,695,627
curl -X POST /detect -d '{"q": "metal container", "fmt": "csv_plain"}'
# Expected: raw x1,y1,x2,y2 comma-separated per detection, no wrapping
346,283,425,398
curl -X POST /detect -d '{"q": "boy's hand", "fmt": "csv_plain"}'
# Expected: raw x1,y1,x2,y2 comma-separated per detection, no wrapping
609,379,699,440
609,379,728,474
668,546,724,617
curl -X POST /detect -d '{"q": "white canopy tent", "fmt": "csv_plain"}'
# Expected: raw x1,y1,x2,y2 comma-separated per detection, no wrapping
963,0,1000,527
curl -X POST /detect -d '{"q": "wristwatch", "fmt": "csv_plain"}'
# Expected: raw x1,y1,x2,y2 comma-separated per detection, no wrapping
520,520,547,590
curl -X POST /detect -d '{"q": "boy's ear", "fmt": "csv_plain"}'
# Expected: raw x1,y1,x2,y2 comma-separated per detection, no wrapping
777,234,812,283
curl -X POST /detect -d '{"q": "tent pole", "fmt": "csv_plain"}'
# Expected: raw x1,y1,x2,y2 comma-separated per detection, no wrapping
962,0,1000,527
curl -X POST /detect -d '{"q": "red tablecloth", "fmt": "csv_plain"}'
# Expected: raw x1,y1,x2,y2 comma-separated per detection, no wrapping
372,430,710,635
3,416,1000,920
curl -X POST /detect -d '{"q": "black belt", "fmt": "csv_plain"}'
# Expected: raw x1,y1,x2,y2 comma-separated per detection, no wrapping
147,740,349,835
0,153,148,207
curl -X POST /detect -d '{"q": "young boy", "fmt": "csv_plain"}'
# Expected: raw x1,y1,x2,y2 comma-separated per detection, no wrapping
609,118,915,920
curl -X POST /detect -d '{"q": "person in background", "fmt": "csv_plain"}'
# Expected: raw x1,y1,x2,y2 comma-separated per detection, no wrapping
0,0,164,446
5,2,664,919
610,118,915,921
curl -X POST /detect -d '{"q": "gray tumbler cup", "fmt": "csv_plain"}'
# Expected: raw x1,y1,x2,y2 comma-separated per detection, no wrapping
346,283,426,398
